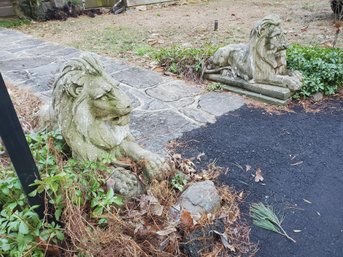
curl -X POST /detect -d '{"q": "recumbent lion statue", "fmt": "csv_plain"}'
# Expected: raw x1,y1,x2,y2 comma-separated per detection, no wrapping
204,14,302,91
52,54,165,197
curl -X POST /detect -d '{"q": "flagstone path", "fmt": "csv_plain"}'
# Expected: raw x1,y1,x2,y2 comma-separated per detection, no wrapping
0,28,245,153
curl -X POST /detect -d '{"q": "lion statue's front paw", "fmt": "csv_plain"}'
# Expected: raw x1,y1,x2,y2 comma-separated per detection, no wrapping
283,73,303,91
141,153,166,181
107,167,144,197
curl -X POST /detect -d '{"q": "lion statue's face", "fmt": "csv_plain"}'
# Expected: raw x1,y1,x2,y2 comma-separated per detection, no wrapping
265,25,287,53
87,76,132,126
52,54,133,160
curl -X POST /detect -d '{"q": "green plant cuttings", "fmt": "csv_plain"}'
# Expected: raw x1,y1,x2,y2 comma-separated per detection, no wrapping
287,44,343,98
250,202,296,243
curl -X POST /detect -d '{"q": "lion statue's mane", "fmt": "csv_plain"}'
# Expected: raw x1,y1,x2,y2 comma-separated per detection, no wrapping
53,54,133,161
52,54,164,196
206,14,302,91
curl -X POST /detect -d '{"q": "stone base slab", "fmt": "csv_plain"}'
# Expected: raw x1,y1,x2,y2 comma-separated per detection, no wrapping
205,74,292,103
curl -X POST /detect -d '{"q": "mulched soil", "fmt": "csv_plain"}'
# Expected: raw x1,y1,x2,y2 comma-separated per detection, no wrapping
175,97,343,257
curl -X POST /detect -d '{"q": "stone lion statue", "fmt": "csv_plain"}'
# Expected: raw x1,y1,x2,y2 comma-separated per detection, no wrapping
52,54,165,197
204,15,302,91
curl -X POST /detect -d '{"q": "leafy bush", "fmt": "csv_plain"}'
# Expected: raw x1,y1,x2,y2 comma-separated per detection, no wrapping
152,46,219,81
0,130,123,256
287,45,343,98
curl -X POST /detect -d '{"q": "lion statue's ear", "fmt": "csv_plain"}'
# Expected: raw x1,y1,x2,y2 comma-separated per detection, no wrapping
63,83,83,98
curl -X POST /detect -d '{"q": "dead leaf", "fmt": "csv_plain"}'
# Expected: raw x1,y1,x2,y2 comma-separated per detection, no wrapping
152,67,164,72
300,25,309,32
147,38,158,45
151,203,164,216
164,71,176,76
293,229,302,233
156,225,177,236
238,191,244,199
245,165,252,172
254,168,264,183
212,230,235,252
180,210,194,229
303,199,312,204
197,152,205,161
291,161,303,166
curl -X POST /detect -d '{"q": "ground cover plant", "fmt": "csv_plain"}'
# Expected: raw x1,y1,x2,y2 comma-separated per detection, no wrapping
287,44,343,98
0,130,257,256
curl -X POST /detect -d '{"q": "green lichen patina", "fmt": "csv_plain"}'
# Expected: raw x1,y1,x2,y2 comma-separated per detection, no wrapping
52,54,165,197
204,15,303,92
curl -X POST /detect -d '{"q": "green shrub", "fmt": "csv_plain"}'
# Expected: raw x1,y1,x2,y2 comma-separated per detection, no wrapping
152,46,219,81
287,45,343,98
0,130,123,256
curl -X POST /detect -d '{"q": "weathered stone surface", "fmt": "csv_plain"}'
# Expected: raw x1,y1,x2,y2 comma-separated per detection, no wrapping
312,92,323,102
180,107,216,124
206,74,292,100
177,181,221,219
0,28,247,157
204,15,303,102
131,110,197,152
198,92,244,116
221,84,290,105
101,57,131,74
129,89,170,111
111,67,169,89
167,97,195,108
0,57,53,71
146,80,201,102
51,54,166,196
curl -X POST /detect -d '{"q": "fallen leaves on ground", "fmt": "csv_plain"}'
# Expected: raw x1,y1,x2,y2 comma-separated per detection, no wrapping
254,168,264,183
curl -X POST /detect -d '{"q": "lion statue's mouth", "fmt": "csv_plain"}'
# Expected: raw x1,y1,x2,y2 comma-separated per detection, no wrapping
105,114,130,126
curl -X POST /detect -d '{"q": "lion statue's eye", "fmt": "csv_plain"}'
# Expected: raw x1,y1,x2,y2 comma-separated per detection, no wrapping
100,95,110,101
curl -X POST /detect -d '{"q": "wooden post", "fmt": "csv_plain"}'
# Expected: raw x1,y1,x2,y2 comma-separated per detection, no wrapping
0,73,45,219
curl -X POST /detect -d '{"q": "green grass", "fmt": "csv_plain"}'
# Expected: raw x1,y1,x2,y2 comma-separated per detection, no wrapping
0,18,30,28
72,26,150,56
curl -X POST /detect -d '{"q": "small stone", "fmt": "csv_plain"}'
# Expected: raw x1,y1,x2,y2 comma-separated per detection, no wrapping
312,92,323,102
198,92,244,116
136,6,147,11
176,180,221,219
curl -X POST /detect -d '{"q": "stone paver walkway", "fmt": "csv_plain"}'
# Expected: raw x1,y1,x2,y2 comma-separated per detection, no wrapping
0,28,245,153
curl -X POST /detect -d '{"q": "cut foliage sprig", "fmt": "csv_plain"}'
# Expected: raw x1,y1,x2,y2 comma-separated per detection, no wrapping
250,202,296,243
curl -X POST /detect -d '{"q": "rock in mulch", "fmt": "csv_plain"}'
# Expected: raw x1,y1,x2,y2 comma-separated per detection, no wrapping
175,180,221,220
312,92,323,102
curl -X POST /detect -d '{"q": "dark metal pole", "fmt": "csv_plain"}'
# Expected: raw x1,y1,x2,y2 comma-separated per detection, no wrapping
0,73,45,219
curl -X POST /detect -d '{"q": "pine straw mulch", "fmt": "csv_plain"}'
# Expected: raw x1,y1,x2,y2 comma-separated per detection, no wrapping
57,155,258,257
0,81,42,160
4,81,42,132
